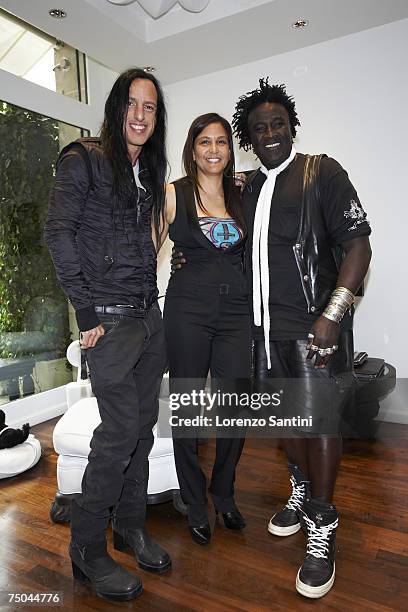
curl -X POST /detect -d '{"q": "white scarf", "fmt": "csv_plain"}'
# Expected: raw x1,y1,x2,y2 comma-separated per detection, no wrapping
252,146,297,369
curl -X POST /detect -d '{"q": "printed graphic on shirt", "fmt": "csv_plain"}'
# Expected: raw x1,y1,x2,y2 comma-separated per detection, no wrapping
344,199,370,231
198,217,243,249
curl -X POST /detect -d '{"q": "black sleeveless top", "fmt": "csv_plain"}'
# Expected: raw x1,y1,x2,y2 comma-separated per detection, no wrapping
167,177,248,295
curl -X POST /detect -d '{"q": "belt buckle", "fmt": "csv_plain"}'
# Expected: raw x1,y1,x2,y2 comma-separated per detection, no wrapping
219,283,229,295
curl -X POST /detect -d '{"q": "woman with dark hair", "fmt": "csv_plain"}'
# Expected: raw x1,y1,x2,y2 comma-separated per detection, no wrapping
161,113,251,545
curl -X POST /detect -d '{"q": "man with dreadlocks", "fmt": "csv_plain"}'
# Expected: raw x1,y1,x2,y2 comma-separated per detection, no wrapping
232,79,372,598
45,68,171,601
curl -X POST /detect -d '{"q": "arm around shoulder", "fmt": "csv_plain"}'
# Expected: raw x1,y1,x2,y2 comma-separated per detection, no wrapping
155,182,176,252
165,183,176,225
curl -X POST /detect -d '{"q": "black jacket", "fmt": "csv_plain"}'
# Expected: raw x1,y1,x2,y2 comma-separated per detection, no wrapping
44,138,158,331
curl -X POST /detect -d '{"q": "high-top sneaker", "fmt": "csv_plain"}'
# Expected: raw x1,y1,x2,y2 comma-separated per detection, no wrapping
296,498,339,599
268,464,309,536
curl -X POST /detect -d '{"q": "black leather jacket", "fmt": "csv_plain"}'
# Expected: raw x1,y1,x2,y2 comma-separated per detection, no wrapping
244,154,348,315
45,138,158,331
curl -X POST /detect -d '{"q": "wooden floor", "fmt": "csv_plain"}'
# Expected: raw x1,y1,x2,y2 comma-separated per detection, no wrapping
0,419,407,611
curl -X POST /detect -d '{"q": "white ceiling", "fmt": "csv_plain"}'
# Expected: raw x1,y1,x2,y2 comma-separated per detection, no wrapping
1,0,408,84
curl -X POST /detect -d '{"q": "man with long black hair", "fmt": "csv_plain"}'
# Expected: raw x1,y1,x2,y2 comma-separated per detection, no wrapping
232,79,371,598
45,68,170,601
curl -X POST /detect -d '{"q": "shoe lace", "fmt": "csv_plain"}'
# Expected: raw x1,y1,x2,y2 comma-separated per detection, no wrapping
303,514,339,559
285,476,306,512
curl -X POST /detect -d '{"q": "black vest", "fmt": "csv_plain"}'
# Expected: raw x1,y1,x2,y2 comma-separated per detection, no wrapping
244,154,355,315
167,177,247,295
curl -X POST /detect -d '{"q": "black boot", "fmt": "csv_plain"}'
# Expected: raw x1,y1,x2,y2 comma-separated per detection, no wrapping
69,540,142,601
296,498,339,599
268,464,309,536
112,526,172,574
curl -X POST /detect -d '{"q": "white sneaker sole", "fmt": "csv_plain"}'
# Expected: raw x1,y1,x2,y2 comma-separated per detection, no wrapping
267,516,301,536
295,564,335,598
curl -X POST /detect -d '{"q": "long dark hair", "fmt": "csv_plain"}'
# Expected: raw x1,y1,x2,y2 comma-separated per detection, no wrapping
182,113,245,230
100,68,167,243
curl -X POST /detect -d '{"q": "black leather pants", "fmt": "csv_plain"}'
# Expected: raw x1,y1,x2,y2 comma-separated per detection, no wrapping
253,331,355,435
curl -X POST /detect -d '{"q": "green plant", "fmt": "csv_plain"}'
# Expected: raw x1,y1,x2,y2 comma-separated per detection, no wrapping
0,101,69,358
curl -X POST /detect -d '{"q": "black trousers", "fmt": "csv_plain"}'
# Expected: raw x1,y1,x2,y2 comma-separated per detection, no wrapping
71,304,167,545
164,286,252,524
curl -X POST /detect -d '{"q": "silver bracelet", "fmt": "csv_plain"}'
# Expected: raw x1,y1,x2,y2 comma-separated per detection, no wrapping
322,287,355,323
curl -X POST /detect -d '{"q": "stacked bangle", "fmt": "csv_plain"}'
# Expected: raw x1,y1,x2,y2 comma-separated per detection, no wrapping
322,286,355,323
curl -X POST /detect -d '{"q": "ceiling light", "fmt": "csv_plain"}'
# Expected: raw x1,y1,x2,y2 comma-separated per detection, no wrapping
49,9,67,18
143,66,156,72
107,1,210,18
292,19,309,29
175,0,209,11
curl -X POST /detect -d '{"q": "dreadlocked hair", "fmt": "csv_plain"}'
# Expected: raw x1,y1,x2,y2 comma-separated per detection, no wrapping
232,79,300,151
100,68,167,245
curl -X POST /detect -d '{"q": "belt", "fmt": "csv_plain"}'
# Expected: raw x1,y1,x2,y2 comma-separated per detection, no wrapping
95,305,149,318
213,283,248,295
170,282,247,295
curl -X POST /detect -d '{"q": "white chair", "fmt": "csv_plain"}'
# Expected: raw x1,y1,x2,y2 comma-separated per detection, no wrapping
50,340,180,523
0,434,41,479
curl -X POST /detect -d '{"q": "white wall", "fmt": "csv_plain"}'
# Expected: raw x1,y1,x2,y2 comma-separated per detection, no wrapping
161,19,408,382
